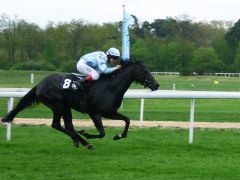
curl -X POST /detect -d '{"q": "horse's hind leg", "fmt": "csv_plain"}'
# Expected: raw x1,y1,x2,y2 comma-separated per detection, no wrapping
51,110,80,148
78,114,105,139
2,100,30,122
62,107,94,150
51,110,67,135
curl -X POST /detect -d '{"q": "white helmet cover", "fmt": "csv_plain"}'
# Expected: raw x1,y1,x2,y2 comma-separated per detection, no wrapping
106,47,120,57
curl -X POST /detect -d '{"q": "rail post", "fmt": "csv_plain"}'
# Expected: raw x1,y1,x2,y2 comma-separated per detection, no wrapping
7,97,14,112
139,98,144,127
6,97,14,141
30,73,34,84
6,123,11,141
189,98,195,144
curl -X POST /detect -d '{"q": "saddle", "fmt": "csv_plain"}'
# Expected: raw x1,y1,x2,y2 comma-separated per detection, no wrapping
61,73,88,91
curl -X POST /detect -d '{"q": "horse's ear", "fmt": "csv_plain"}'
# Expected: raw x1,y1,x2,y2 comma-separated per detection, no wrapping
120,59,130,67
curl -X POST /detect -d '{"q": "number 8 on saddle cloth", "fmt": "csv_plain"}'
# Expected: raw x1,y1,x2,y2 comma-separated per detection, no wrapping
62,73,86,91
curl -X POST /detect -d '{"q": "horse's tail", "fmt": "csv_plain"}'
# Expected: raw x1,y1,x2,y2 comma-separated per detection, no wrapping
1,86,38,122
19,86,38,107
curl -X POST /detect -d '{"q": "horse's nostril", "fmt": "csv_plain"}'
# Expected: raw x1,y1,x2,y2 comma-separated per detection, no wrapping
151,84,159,91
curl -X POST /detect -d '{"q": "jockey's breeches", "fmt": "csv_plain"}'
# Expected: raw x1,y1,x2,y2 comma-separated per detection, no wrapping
76,59,100,80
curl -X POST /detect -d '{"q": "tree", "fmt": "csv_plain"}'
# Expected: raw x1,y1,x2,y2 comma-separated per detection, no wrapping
0,13,238,73
225,19,240,50
232,42,240,71
212,34,234,70
150,18,178,39
66,20,87,61
88,23,121,52
174,38,196,75
131,39,154,69
192,47,223,74
16,20,42,61
0,14,18,63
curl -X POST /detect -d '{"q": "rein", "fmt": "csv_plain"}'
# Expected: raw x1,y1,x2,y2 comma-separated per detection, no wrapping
117,60,150,87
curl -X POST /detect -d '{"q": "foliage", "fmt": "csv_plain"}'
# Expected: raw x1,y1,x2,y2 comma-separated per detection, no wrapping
60,59,78,72
192,47,222,74
225,19,240,50
0,14,238,74
212,33,234,69
10,60,56,71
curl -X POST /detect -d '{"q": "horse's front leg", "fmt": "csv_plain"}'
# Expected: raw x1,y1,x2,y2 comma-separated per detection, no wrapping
78,114,105,139
104,112,130,140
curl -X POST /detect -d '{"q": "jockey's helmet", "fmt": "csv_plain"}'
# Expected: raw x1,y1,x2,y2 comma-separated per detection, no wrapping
106,47,120,60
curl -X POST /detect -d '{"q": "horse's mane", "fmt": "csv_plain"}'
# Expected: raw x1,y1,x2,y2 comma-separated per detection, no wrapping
119,59,143,68
100,59,143,80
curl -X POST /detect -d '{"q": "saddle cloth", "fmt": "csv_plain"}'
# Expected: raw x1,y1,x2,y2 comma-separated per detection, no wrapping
61,73,86,91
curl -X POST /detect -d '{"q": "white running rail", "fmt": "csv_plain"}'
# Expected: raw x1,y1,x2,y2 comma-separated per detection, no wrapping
2,88,240,144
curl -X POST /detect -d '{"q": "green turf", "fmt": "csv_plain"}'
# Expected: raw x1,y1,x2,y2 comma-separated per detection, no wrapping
2,70,240,90
156,75,240,91
1,125,240,180
1,98,240,122
0,70,56,88
1,70,240,122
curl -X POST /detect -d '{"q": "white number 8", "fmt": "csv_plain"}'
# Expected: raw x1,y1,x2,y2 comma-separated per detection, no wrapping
63,79,72,89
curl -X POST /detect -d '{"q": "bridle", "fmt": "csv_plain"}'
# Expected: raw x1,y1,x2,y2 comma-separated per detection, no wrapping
112,60,154,88
136,62,153,88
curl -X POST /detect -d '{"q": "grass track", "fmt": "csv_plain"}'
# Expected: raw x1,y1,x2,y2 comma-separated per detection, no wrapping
1,125,240,179
1,70,240,179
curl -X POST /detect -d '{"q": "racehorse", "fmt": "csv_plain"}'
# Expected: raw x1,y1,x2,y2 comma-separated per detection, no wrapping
2,60,159,150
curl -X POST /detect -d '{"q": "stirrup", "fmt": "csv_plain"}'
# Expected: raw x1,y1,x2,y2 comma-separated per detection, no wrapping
73,81,84,90
77,77,88,88
79,77,87,83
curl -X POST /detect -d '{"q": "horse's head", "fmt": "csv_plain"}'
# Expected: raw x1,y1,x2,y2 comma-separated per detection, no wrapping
121,60,159,91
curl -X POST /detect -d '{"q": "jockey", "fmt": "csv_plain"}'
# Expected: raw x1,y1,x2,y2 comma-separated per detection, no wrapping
76,47,122,86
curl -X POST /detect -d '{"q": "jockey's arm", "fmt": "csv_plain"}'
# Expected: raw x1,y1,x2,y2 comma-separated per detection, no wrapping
97,59,118,74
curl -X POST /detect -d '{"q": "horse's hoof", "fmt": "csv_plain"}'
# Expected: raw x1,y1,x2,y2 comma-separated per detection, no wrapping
73,140,80,148
113,134,122,140
86,144,95,150
1,119,12,123
1,118,7,122
78,130,86,135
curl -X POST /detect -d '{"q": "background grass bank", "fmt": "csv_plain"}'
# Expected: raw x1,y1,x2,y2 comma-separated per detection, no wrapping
1,70,240,122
